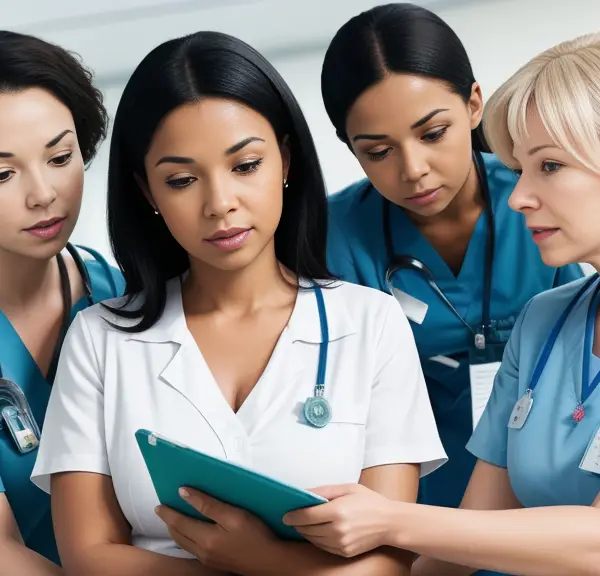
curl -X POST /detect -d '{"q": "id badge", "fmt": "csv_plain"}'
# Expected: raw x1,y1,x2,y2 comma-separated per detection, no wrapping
0,378,40,454
508,390,533,430
580,426,600,474
469,343,504,430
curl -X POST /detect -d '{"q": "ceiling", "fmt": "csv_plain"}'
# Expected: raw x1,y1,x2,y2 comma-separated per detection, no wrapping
6,0,479,85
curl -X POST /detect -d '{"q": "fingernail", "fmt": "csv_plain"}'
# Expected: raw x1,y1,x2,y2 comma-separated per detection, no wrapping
154,505,162,515
179,487,190,499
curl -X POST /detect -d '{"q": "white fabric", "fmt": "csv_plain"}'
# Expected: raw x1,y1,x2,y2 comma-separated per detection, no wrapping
31,278,446,556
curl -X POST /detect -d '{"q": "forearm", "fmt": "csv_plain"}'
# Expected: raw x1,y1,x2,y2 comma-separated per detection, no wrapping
250,540,412,576
0,537,62,576
391,503,600,576
62,543,223,576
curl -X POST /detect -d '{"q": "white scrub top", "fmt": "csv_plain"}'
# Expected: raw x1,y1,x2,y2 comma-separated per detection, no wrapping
467,276,600,508
31,278,446,557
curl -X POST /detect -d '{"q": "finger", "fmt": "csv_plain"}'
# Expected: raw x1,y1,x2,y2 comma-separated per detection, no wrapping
155,505,209,541
309,484,360,500
283,501,338,527
168,526,200,556
179,487,247,530
294,523,333,538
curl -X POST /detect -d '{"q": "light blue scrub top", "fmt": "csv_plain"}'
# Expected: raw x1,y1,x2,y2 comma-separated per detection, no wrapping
0,247,124,564
326,153,584,511
468,277,600,510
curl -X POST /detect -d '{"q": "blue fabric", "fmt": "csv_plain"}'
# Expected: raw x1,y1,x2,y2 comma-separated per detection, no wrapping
326,153,584,513
0,247,124,564
467,277,600,511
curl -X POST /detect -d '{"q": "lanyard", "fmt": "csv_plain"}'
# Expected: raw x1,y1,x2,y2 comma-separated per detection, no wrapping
0,243,93,383
527,274,599,396
302,285,332,428
383,150,495,349
583,280,600,403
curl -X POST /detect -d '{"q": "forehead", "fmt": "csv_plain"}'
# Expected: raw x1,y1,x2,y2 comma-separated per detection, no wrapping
0,88,74,150
147,98,275,157
512,106,553,158
346,73,465,133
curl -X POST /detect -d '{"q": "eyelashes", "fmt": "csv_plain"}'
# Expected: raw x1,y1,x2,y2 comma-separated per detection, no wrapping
366,127,449,161
165,158,264,189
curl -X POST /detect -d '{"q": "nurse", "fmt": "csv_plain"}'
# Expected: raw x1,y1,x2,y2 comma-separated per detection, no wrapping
0,31,124,571
30,31,446,576
321,2,584,510
284,31,600,576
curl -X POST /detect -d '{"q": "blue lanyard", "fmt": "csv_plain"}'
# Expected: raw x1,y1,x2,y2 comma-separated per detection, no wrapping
528,274,599,395
582,281,600,402
303,286,331,428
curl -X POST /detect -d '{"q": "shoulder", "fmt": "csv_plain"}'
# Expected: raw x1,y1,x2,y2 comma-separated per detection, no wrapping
328,179,374,220
72,245,125,300
482,152,519,200
322,279,409,336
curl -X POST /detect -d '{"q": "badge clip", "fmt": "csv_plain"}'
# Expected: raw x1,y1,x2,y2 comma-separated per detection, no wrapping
0,378,41,454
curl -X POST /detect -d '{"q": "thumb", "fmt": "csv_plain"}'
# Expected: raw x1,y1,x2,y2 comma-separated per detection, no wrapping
309,483,359,501
179,487,223,521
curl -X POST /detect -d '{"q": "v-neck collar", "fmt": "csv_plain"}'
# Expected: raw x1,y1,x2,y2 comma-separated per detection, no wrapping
388,199,488,284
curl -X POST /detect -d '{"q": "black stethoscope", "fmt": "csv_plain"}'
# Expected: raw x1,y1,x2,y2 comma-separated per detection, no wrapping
383,150,495,350
0,242,94,383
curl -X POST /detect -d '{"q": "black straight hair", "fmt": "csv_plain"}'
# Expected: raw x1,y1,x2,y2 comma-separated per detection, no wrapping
0,31,107,165
107,31,331,333
321,2,489,152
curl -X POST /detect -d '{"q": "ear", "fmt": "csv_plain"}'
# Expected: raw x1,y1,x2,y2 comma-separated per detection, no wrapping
468,82,484,130
280,135,291,184
134,173,158,212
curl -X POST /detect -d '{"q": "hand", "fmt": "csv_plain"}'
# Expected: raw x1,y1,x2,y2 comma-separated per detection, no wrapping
283,483,399,558
155,487,277,574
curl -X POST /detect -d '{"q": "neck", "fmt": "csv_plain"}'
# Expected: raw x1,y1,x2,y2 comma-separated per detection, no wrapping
411,158,483,227
182,241,295,316
0,249,58,308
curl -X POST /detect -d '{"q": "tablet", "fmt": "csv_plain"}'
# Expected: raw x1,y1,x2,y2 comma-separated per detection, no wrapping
135,429,328,541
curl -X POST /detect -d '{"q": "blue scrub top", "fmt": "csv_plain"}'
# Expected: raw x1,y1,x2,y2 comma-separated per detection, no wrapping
326,153,584,511
0,247,124,564
467,276,600,510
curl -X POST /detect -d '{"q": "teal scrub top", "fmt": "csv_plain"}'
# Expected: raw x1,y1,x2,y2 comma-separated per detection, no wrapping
326,153,584,511
0,246,124,564
467,276,600,510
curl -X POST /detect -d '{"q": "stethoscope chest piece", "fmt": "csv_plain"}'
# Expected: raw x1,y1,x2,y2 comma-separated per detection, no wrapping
303,385,332,428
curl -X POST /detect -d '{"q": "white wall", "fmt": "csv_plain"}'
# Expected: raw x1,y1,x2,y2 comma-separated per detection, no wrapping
70,0,600,263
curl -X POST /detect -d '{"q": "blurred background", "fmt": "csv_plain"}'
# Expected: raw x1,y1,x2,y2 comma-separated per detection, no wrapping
5,0,599,261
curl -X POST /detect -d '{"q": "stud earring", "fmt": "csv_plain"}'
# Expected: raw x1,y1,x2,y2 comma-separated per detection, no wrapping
154,209,159,215
283,179,289,189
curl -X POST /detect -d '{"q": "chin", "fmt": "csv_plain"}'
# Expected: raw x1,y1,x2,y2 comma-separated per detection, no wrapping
537,247,578,269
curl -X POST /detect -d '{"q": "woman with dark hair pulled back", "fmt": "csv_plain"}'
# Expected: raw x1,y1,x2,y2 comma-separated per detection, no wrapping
321,2,582,513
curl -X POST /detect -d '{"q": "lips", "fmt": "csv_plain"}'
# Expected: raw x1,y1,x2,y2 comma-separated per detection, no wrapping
25,216,65,231
204,227,250,241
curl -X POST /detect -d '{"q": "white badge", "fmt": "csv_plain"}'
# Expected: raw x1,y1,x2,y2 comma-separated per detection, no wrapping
390,287,428,324
469,362,501,430
580,426,600,474
507,390,533,429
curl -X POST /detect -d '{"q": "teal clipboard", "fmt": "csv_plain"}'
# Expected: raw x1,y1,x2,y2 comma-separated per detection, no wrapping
135,429,327,541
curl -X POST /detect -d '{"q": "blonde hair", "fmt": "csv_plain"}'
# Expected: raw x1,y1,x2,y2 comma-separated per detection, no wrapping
483,32,600,173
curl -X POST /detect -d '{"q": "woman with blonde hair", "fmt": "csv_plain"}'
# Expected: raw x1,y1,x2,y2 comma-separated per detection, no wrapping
284,32,600,576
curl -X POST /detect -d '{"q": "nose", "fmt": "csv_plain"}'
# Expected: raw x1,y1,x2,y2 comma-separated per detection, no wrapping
203,176,239,219
25,169,58,209
400,144,430,183
508,173,540,213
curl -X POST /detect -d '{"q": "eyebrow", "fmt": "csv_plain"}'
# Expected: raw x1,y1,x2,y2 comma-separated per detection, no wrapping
155,136,266,167
0,129,74,158
528,144,560,155
351,108,450,142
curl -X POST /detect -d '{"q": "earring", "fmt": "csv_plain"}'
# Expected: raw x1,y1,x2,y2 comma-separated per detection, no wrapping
154,209,159,215
283,179,289,189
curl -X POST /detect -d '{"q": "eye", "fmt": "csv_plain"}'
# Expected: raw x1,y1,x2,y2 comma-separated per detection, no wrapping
366,148,391,161
0,169,15,183
422,127,448,143
49,152,72,166
165,175,197,189
541,160,562,173
233,158,263,174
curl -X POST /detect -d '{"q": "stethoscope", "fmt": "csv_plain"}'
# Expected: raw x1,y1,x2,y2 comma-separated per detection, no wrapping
0,243,95,453
302,285,332,428
512,273,600,426
383,150,495,351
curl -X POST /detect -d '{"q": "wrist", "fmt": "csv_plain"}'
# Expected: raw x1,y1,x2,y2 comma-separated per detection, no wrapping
383,500,418,549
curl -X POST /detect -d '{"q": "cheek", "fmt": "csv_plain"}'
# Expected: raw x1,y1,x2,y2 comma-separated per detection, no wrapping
58,162,84,207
